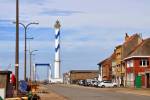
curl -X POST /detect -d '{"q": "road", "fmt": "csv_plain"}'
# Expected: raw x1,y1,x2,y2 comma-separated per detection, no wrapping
44,84,150,100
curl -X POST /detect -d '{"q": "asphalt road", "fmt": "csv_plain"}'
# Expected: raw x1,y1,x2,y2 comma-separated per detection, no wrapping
44,84,150,100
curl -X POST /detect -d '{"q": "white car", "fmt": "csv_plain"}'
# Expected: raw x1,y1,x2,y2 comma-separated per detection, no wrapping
98,80,117,88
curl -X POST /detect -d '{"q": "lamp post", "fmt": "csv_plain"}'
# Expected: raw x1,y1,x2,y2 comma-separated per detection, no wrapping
29,50,38,81
15,0,19,94
13,22,38,81
21,22,38,81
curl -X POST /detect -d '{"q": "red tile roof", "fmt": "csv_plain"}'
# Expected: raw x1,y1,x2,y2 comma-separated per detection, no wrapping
124,38,150,60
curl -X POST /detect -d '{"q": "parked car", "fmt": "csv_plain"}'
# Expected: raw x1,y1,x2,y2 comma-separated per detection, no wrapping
98,80,117,88
78,79,99,87
85,79,92,86
90,80,99,87
78,80,88,86
82,80,88,86
78,80,84,85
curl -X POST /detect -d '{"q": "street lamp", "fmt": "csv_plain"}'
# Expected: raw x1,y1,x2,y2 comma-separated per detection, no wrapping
13,22,38,81
29,50,38,81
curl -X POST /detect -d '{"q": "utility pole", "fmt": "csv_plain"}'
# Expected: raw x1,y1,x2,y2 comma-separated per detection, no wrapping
15,0,19,94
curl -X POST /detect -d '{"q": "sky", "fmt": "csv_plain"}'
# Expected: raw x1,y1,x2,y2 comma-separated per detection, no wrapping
0,0,150,80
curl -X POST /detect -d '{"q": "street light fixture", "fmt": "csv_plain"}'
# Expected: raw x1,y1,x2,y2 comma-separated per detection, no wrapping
13,22,38,81
29,50,38,81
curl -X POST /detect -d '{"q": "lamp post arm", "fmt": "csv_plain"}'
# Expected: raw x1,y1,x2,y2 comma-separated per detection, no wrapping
26,22,39,30
31,50,38,54
18,23,26,29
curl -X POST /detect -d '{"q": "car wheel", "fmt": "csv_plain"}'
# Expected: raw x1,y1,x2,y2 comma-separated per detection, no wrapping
101,85,105,88
113,85,117,88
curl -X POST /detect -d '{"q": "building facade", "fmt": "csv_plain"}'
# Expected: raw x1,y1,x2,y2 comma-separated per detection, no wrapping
98,33,143,87
98,57,112,81
114,45,123,86
124,38,150,88
121,33,143,86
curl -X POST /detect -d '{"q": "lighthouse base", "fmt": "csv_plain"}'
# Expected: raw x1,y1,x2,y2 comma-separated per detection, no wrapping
49,78,63,83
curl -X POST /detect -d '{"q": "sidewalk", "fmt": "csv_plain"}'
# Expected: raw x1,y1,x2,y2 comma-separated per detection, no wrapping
116,88,150,96
36,85,67,100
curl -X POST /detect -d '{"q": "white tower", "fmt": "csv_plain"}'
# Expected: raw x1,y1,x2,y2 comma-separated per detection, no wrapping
54,20,61,79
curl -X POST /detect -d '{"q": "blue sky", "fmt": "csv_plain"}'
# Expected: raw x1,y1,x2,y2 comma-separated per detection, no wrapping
0,0,150,80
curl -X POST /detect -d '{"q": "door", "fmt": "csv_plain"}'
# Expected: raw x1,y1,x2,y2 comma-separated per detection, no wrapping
146,73,150,88
135,75,142,88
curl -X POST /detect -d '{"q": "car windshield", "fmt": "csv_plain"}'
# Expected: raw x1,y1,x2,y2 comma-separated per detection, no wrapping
98,81,103,83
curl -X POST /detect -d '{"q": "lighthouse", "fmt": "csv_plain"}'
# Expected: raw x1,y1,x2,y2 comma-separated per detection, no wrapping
54,20,61,79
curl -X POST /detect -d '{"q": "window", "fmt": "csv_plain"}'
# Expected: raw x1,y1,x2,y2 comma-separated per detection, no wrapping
127,61,129,68
117,53,120,56
130,60,133,67
104,80,111,83
127,60,133,68
127,73,134,81
140,59,149,67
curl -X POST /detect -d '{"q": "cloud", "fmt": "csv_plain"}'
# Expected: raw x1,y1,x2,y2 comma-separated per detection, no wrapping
0,19,12,23
40,9,83,16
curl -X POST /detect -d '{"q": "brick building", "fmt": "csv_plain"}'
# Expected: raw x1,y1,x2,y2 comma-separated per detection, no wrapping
124,38,150,88
98,54,114,81
121,33,143,86
65,70,98,84
98,33,143,87
114,33,142,86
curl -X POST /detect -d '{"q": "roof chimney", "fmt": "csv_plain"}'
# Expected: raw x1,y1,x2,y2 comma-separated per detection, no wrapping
125,33,129,42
